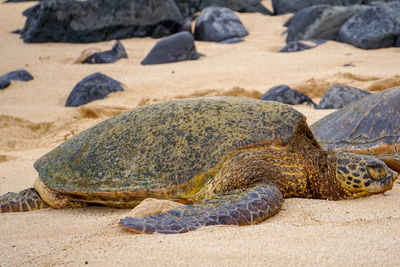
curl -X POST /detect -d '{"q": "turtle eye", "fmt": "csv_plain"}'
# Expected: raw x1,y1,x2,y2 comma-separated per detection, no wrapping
367,164,386,180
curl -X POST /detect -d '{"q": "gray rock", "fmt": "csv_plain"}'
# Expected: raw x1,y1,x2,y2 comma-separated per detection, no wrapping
285,5,366,43
272,0,394,15
65,73,124,107
82,40,127,64
141,32,201,65
273,0,328,15
279,40,316,52
0,69,33,90
199,0,272,14
194,6,248,42
173,0,272,16
338,3,400,49
20,0,184,43
316,84,371,109
260,85,317,107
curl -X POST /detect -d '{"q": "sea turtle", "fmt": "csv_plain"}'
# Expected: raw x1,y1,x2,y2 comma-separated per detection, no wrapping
311,86,400,171
0,97,396,234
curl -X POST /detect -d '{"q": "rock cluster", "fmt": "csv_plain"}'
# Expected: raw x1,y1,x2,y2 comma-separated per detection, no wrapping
19,0,267,43
261,84,371,110
284,2,400,49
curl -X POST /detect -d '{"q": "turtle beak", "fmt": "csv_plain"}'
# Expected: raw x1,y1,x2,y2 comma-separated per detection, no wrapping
392,171,398,181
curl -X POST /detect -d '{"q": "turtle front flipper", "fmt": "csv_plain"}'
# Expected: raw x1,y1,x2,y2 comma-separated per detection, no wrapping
119,183,283,234
0,188,49,213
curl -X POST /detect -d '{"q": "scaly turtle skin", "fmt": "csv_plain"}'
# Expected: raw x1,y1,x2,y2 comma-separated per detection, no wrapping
311,86,400,171
0,97,397,234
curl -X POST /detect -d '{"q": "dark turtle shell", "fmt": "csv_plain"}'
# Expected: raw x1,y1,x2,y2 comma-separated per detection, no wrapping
34,97,305,197
311,86,400,171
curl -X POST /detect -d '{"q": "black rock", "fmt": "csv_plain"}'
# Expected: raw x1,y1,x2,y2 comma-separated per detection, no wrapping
273,0,321,15
20,0,184,43
0,80,11,90
279,40,315,52
5,0,37,2
338,2,400,49
238,2,273,15
0,69,33,90
194,6,248,42
173,0,272,16
179,16,195,34
3,70,33,81
343,62,356,67
396,36,400,47
261,85,317,107
198,0,271,14
317,85,371,109
218,37,244,44
82,40,127,64
272,0,393,15
284,5,366,43
173,0,199,17
65,73,124,107
22,4,38,17
141,32,201,65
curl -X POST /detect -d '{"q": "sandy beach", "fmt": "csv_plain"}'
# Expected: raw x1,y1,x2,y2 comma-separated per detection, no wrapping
1,1,400,266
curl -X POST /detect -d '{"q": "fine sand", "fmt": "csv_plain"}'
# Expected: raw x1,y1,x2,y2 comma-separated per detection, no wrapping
1,1,400,266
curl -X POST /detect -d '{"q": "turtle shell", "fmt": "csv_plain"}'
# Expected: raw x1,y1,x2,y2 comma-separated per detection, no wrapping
34,97,306,201
311,86,400,171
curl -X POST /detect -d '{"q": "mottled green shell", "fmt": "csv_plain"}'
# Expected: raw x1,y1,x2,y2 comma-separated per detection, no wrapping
311,87,400,170
34,97,305,194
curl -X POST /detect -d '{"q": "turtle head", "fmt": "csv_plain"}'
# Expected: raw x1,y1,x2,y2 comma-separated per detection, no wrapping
334,152,397,198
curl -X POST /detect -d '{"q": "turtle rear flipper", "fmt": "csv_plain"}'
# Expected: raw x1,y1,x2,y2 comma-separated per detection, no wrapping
119,183,283,234
0,188,49,213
